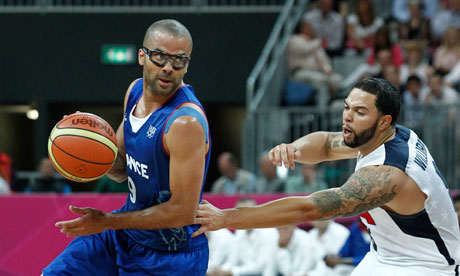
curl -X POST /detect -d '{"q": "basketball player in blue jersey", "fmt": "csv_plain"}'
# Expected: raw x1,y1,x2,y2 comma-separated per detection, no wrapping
42,19,211,275
195,78,460,275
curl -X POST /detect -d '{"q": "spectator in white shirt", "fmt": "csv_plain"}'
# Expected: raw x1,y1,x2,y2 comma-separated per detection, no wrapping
304,0,344,56
287,18,343,89
399,40,433,86
0,174,10,195
432,26,460,76
207,228,236,275
345,0,384,53
211,198,278,276
307,220,350,276
267,224,320,276
432,0,460,41
422,71,460,105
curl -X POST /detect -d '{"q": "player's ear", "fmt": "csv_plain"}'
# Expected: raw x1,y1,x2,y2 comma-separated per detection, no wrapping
379,115,392,130
138,49,145,66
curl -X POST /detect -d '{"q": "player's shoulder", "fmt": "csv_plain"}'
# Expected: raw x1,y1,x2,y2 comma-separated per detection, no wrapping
126,78,142,94
164,104,208,138
123,78,142,107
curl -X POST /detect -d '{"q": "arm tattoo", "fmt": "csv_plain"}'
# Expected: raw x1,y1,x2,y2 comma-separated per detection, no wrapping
312,166,397,220
327,133,346,149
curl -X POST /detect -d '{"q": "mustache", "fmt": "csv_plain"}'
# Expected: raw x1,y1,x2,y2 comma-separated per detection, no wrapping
342,123,354,133
158,73,173,80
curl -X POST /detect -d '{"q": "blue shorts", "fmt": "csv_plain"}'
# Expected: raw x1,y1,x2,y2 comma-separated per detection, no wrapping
42,229,209,276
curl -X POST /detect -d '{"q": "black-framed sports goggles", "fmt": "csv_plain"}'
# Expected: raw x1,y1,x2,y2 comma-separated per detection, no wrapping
141,47,190,70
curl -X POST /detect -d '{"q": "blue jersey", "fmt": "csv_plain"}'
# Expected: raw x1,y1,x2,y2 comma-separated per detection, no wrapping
119,79,210,252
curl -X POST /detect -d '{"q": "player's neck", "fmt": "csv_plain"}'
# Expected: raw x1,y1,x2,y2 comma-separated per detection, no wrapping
139,81,185,115
358,127,396,157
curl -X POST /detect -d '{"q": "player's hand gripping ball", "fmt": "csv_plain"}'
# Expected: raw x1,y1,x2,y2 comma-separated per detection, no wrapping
48,112,118,182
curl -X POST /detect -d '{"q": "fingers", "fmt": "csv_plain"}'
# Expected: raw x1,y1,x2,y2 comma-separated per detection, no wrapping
269,145,282,167
69,205,90,214
55,217,82,228
284,146,295,170
269,144,297,170
192,224,207,238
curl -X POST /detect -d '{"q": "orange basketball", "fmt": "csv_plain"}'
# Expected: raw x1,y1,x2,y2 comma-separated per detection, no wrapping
47,112,118,183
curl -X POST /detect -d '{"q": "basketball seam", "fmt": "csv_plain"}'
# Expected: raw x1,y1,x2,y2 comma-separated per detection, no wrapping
49,127,118,154
47,138,103,182
55,113,117,144
50,136,115,165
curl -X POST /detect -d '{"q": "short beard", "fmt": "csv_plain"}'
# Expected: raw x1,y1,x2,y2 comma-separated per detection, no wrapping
344,119,379,148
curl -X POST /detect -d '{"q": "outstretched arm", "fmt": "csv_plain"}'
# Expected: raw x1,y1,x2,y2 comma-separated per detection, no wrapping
193,165,399,235
269,131,358,170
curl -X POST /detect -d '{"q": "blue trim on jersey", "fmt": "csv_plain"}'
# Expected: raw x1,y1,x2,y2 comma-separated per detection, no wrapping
164,107,209,143
386,209,455,265
383,125,410,171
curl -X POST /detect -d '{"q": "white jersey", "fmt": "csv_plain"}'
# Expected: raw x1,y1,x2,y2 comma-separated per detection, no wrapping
355,125,460,272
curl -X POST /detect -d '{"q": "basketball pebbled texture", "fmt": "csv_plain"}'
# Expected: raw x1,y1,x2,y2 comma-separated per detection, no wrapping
48,112,118,182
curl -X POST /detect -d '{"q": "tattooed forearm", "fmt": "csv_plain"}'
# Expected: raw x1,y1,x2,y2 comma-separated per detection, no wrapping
311,166,397,220
327,133,346,149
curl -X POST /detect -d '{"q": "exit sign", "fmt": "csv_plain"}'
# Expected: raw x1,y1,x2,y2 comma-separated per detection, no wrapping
101,45,137,65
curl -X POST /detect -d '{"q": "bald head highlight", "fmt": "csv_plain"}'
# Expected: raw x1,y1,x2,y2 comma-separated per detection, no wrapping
143,19,193,52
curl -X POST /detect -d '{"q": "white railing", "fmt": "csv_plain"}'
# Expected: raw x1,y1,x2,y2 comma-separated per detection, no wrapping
242,0,308,171
0,0,287,13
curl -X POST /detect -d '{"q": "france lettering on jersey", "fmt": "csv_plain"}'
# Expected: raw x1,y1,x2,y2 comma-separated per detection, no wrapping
355,125,460,270
118,79,210,252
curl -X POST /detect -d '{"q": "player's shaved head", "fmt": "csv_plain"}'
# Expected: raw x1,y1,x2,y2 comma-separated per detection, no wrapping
143,19,193,52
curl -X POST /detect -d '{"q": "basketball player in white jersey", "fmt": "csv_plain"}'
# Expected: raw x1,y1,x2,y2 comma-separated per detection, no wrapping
194,78,460,275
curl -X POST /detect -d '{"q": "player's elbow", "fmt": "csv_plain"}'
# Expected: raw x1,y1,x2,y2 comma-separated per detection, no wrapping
298,196,322,222
106,171,127,183
169,204,196,227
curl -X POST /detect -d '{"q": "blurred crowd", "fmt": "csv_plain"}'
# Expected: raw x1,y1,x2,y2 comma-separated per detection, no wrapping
284,0,460,118
206,198,369,276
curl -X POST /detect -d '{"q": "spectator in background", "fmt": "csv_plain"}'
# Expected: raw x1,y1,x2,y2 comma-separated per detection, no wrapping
27,157,71,193
206,228,235,275
286,18,343,105
0,150,13,189
444,58,460,88
284,163,328,194
432,0,460,41
381,64,402,93
211,152,256,194
367,26,404,68
433,26,460,76
255,152,285,193
307,220,350,276
402,75,427,132
94,175,129,193
210,198,277,276
399,40,433,86
392,0,438,23
397,0,432,45
422,71,459,105
267,224,320,276
342,48,393,89
304,0,345,56
324,219,371,275
0,172,11,195
345,0,384,54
